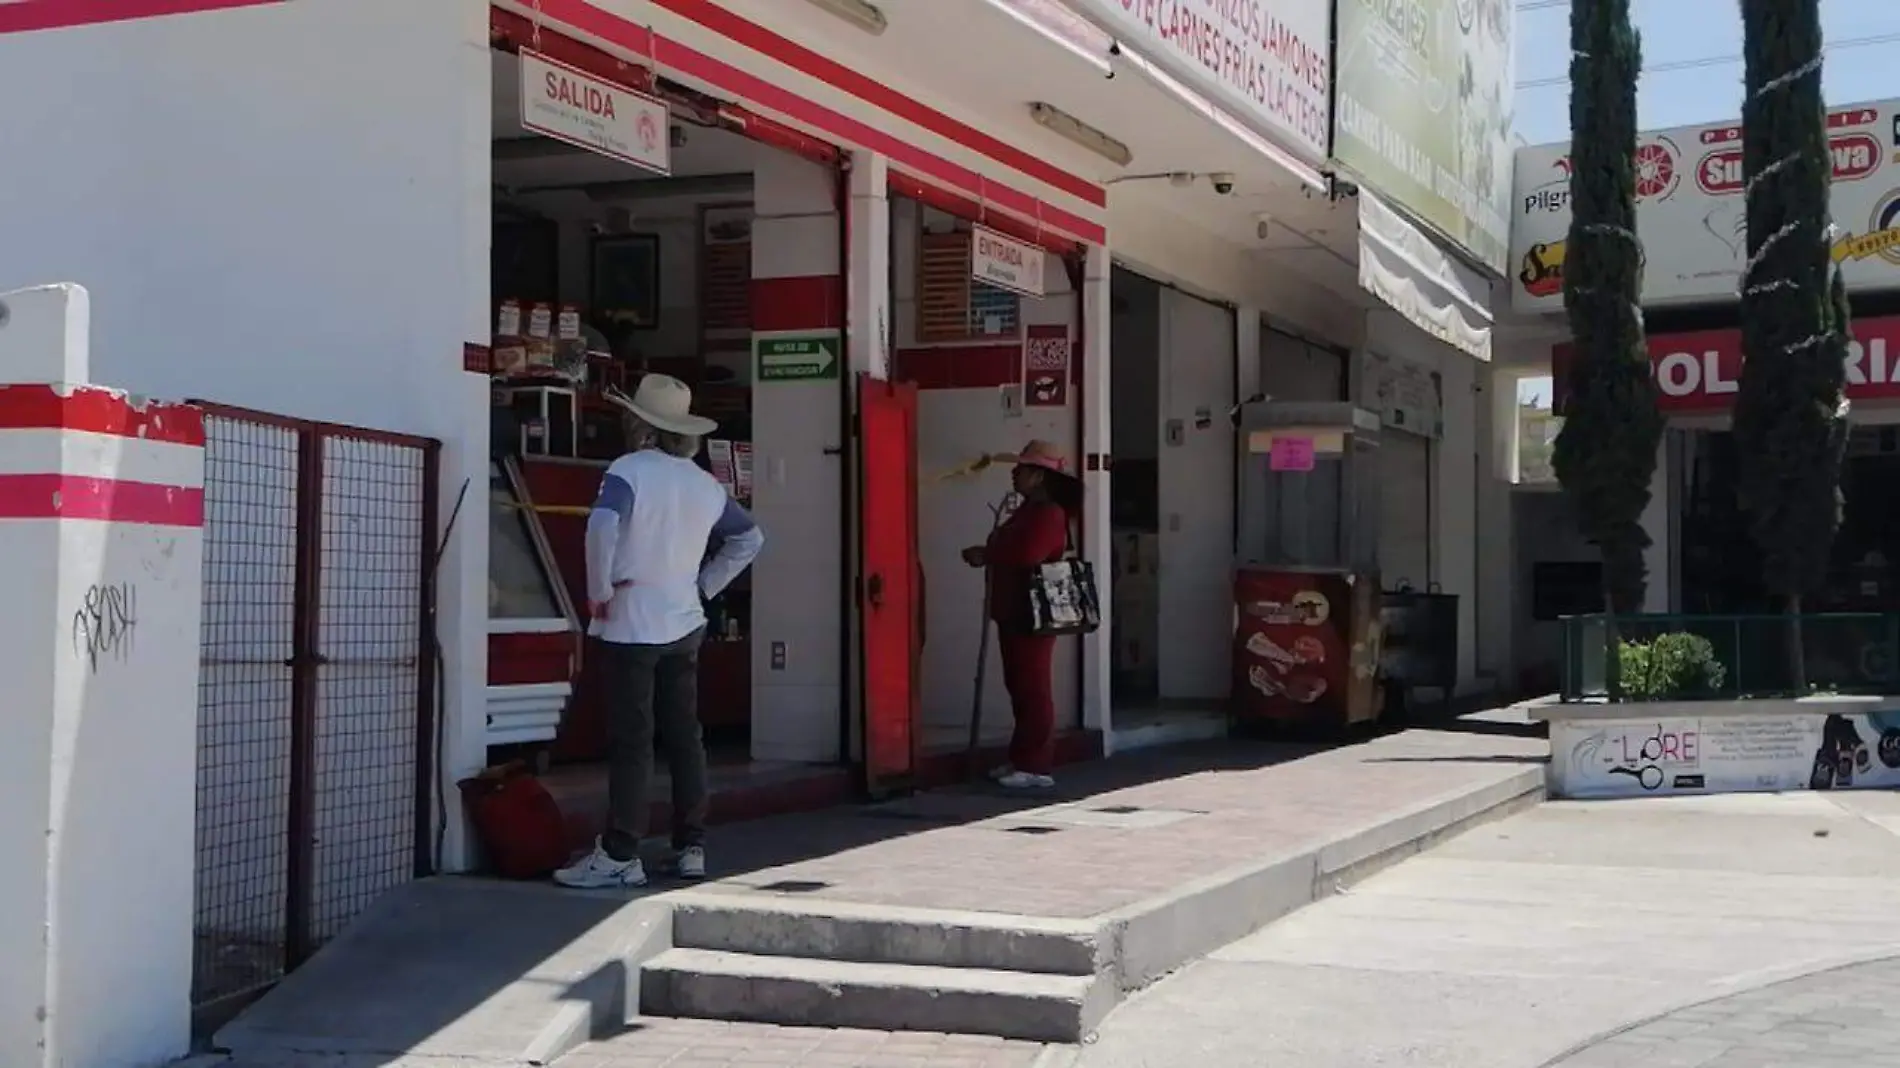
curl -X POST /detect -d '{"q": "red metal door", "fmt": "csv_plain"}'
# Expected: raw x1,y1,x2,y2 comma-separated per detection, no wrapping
858,374,921,792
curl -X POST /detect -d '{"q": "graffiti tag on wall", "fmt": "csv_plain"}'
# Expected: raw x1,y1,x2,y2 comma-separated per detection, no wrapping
72,582,137,673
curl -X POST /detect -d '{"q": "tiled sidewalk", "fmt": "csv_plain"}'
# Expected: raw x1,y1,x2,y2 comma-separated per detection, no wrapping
670,725,1546,919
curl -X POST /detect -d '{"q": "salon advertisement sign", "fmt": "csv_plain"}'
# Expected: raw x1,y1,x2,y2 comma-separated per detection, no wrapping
1551,710,1900,799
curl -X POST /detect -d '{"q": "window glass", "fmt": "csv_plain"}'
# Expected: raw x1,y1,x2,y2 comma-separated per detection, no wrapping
489,460,563,619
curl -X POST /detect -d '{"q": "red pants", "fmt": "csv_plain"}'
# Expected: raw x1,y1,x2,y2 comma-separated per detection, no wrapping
998,632,1058,775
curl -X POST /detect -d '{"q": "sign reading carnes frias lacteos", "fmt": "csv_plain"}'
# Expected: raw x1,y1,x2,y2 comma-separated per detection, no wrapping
518,50,672,175
1059,0,1333,163
1332,0,1516,276
1511,100,1900,314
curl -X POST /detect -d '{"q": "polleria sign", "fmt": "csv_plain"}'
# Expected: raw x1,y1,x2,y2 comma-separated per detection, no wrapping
1551,316,1900,414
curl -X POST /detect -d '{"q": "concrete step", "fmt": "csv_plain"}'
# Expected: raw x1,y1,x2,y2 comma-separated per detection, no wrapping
669,894,1104,976
639,947,1112,1043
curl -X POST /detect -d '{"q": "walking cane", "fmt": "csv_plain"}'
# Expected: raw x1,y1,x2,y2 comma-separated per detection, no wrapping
965,490,1018,779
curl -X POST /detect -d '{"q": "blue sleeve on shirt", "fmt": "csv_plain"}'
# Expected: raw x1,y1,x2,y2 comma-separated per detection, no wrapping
593,472,634,519
710,497,757,541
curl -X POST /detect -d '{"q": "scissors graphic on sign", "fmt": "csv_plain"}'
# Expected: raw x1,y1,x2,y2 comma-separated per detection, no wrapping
1607,763,1665,790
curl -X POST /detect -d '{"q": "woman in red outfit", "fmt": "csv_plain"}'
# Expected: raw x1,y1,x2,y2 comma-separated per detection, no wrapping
961,440,1082,790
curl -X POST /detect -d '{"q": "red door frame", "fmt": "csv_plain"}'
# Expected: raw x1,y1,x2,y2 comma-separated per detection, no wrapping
856,374,922,794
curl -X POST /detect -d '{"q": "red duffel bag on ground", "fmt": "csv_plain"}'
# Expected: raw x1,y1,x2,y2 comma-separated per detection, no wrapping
457,763,571,880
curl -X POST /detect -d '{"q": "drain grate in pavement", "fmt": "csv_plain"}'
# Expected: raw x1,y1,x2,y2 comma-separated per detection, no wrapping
1003,825,1062,835
1026,804,1205,830
757,880,832,894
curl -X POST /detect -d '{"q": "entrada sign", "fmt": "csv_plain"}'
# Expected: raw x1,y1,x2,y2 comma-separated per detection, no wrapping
971,226,1046,298
1551,316,1900,413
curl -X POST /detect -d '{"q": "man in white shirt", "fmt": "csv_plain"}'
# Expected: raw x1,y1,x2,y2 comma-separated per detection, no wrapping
555,374,764,889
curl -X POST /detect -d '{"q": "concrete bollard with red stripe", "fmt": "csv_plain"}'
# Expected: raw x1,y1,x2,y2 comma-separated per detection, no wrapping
0,284,203,1068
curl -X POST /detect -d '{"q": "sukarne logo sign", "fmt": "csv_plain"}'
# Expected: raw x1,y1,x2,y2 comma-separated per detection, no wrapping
1551,317,1900,413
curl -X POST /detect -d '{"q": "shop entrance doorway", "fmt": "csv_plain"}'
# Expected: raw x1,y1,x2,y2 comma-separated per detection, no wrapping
890,191,1086,768
1105,265,1235,744
483,21,854,840
1680,427,1900,691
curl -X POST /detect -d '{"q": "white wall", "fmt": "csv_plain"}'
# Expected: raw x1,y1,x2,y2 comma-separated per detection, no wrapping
748,151,845,762
0,0,494,876
1156,289,1236,700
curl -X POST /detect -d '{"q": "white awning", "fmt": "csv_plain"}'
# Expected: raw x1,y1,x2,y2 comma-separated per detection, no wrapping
1356,190,1494,362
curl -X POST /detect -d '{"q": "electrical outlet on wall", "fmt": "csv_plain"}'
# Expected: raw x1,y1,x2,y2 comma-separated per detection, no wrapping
770,641,788,671
999,383,1024,417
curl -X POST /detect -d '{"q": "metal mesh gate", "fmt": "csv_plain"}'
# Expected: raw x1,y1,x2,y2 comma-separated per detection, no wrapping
191,404,441,1012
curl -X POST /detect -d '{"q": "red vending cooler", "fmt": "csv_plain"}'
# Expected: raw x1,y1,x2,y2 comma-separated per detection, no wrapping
1232,403,1386,733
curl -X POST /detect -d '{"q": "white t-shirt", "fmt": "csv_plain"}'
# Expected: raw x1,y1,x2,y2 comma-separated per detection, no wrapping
582,449,764,646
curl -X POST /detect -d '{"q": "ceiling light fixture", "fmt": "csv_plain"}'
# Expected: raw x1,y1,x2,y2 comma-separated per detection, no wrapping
801,0,888,36
1028,102,1133,168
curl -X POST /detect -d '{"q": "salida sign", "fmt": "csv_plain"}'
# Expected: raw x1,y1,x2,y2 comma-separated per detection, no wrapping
1551,316,1900,413
518,50,671,175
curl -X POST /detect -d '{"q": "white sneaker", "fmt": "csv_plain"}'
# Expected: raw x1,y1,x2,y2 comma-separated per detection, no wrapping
987,764,1016,782
996,770,1055,790
674,845,707,880
553,843,648,889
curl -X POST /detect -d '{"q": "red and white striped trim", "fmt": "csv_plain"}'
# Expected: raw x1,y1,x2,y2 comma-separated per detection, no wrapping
0,385,205,527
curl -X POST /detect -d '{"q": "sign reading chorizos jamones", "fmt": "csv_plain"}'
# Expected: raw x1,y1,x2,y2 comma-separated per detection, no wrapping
1511,99,1900,314
1061,0,1333,163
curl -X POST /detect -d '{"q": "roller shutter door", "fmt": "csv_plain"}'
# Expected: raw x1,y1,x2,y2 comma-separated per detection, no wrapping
1378,428,1433,590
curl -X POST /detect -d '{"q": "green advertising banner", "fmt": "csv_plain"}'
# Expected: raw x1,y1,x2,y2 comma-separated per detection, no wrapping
1333,0,1516,276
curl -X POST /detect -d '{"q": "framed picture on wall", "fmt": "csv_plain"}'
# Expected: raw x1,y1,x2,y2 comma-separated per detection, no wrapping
590,233,660,329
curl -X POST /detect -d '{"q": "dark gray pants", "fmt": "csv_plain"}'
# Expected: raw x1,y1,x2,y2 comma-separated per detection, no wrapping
595,628,709,860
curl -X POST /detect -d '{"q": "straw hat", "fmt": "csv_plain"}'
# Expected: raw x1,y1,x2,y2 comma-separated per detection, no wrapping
603,374,717,436
988,439,1072,476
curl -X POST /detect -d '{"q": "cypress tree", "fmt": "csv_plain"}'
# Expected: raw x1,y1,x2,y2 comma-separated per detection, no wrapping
1731,0,1850,688
1552,0,1663,695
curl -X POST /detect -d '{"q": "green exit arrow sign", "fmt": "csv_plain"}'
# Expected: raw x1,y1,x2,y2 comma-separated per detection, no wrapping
754,331,841,382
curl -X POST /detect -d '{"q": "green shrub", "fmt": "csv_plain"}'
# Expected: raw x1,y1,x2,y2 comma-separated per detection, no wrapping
1617,632,1728,699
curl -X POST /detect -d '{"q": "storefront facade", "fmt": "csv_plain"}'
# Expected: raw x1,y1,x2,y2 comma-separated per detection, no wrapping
0,0,1524,1059
1501,97,1900,689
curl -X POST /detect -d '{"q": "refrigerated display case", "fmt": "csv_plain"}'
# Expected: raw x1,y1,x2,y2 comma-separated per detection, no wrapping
487,456,583,750
1232,402,1386,733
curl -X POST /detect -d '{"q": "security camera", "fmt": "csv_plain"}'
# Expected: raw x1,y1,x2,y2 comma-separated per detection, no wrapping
1209,172,1236,195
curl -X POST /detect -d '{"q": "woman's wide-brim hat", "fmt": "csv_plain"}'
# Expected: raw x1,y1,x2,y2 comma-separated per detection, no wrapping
987,439,1074,477
603,373,717,436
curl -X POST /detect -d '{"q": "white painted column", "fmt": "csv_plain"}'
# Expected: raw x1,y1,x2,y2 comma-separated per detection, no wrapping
749,152,846,763
848,152,891,382
1476,364,1521,687
1080,243,1113,740
0,284,204,1068
1434,355,1480,690
1235,307,1263,411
